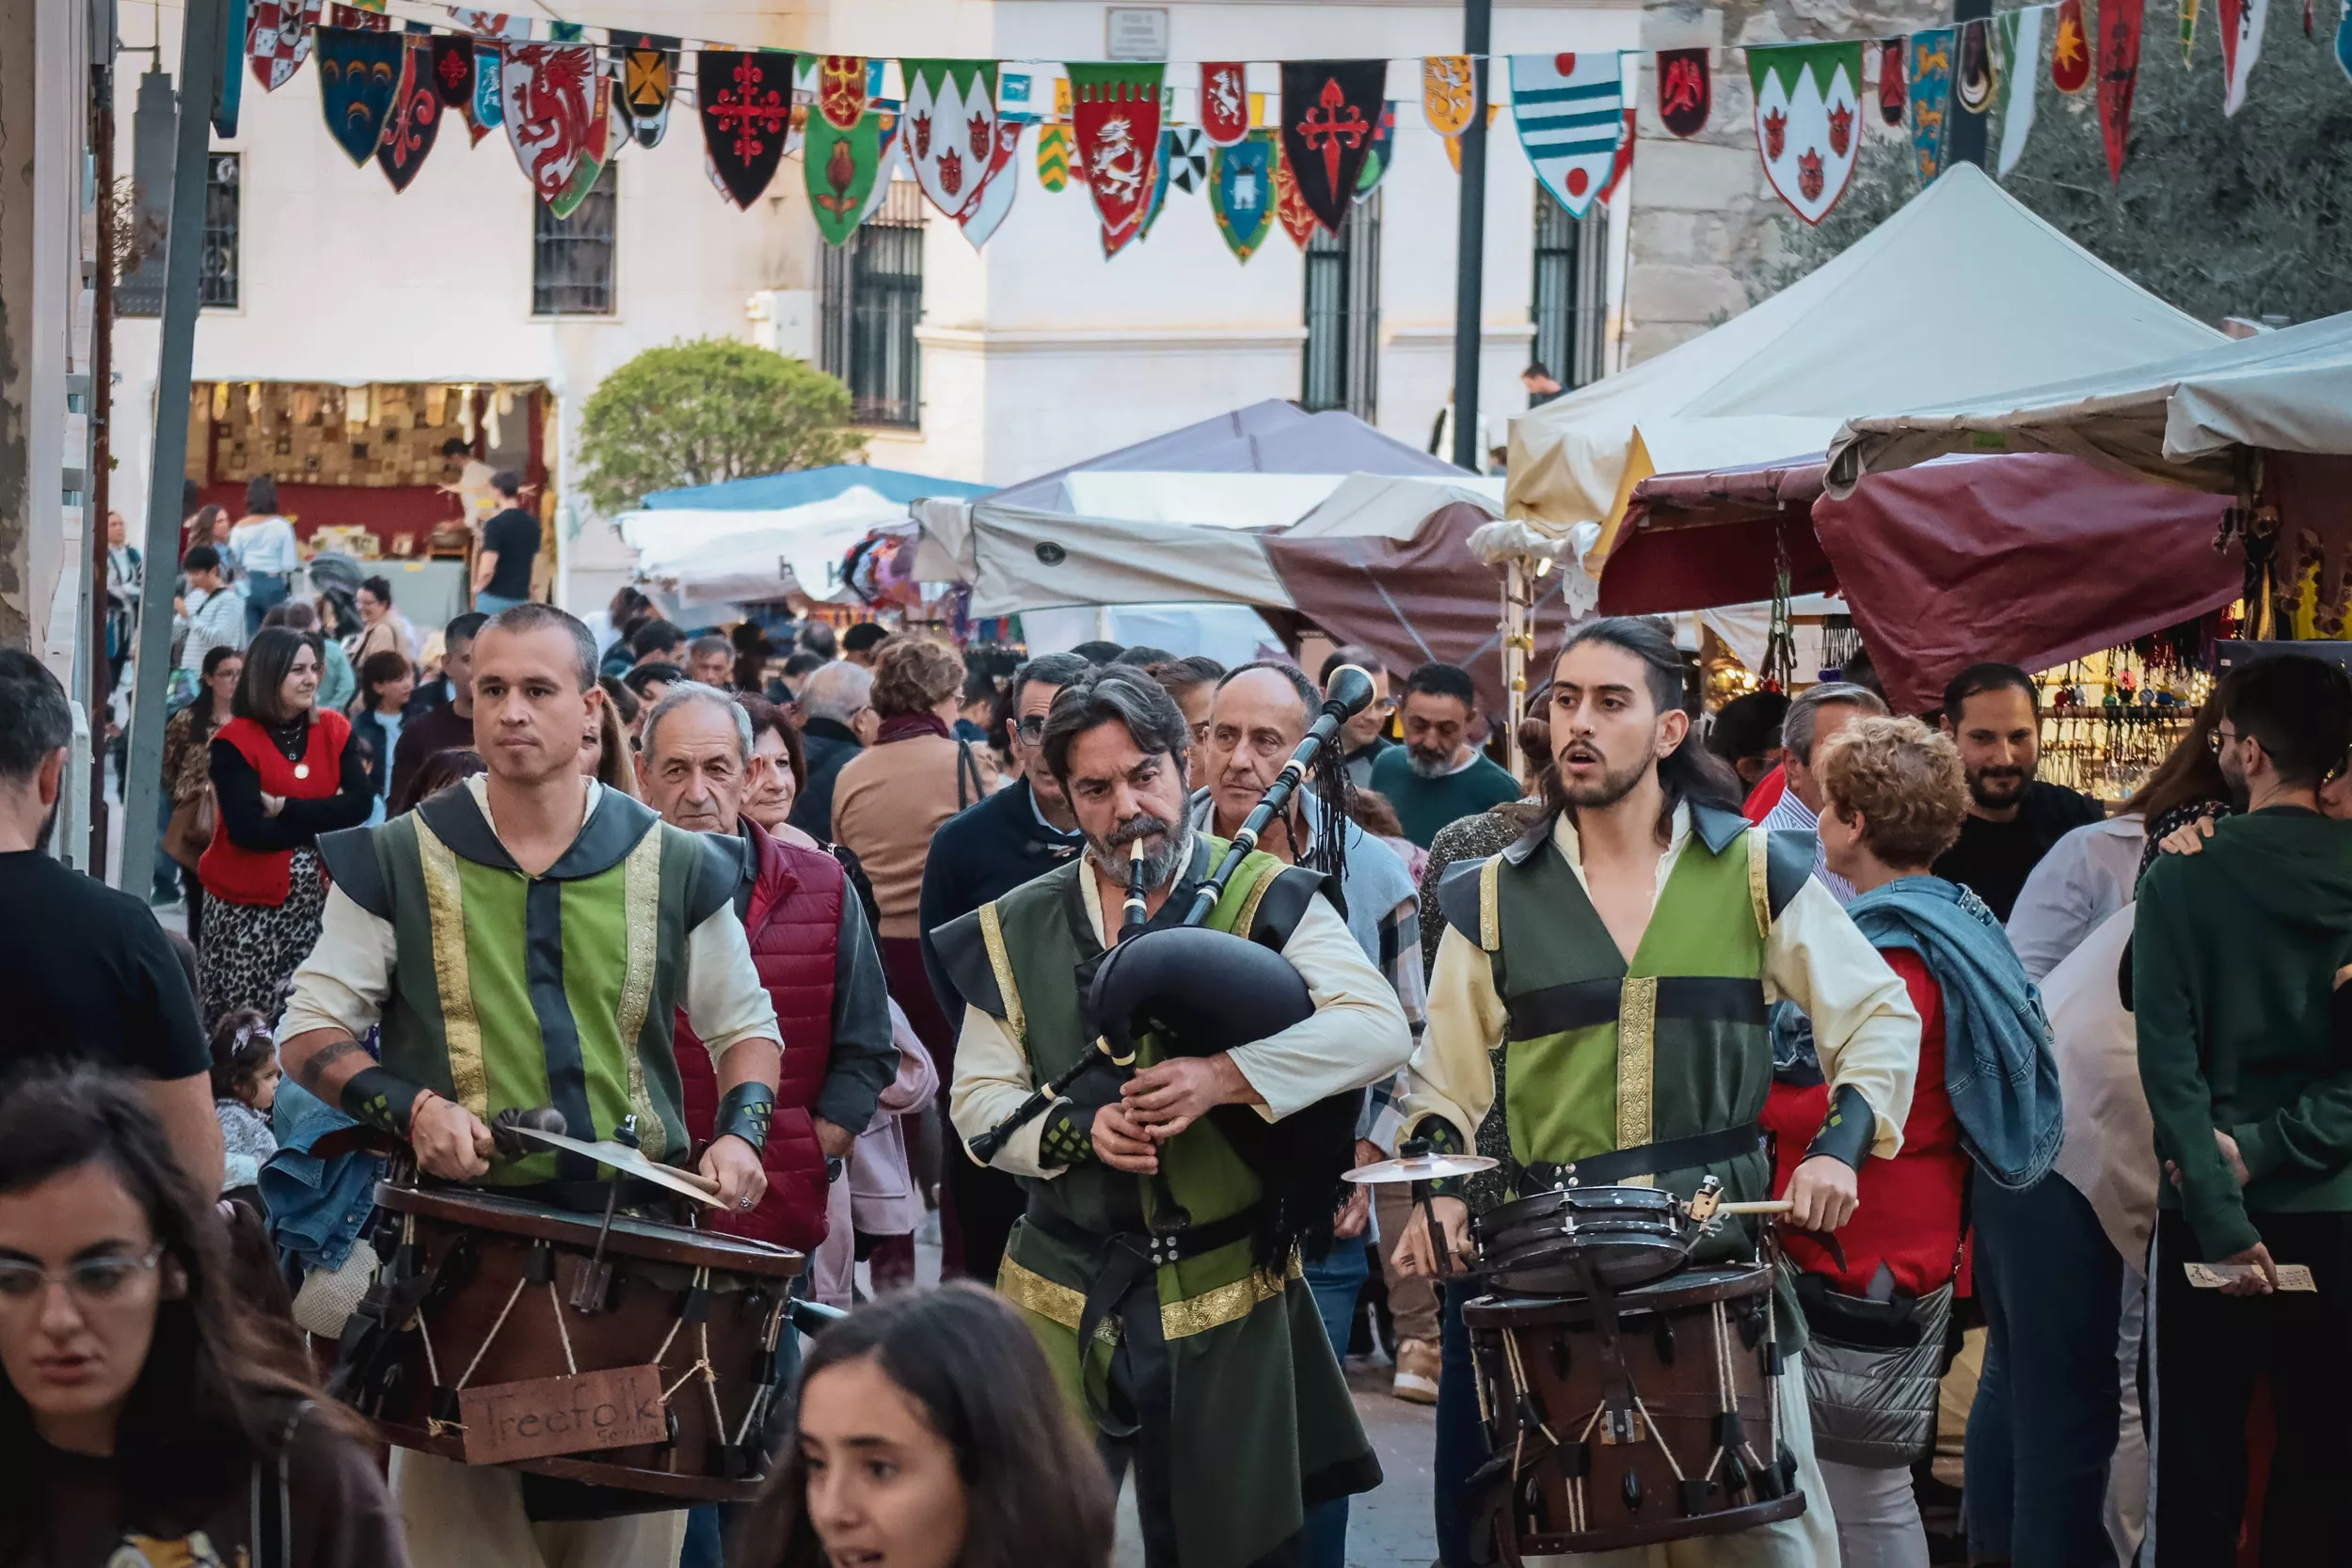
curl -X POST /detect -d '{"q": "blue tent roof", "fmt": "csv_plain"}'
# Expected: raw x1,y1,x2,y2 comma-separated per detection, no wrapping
643,464,992,512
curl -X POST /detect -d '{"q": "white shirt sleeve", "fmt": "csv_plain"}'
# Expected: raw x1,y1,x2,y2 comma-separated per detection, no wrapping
2006,820,2144,983
1403,924,1509,1147
1226,893,1415,1121
946,1005,1061,1180
280,885,400,1039
681,901,784,1061
1764,877,1922,1159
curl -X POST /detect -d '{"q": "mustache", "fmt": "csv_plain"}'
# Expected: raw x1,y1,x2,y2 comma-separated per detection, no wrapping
1106,813,1175,847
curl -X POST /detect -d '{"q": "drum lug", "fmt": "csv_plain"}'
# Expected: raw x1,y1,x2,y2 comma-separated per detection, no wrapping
1723,1450,1751,1497
1519,1476,1548,1532
525,1239,556,1287
1620,1469,1643,1513
1678,1478,1714,1517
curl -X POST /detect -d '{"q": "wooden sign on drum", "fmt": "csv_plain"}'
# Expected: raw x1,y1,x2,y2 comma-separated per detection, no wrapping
357,1183,805,1502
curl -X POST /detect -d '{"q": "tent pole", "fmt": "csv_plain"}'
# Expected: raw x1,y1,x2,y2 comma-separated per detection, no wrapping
1502,562,1523,775
1449,0,1492,473
119,0,227,897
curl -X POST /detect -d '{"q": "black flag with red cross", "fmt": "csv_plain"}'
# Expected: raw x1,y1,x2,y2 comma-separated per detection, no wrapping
1278,60,1386,233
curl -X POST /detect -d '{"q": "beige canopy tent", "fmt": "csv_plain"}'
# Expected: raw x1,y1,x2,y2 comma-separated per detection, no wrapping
1504,162,2225,577
1824,310,2352,495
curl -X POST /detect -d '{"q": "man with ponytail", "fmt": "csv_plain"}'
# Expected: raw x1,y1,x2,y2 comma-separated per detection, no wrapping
1393,616,1924,1567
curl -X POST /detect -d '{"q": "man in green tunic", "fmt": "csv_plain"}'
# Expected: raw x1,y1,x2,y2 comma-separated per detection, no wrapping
1395,617,1922,1568
936,666,1413,1568
280,604,786,1568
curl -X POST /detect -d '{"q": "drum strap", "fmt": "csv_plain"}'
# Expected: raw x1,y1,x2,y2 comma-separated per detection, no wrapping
1521,1121,1761,1193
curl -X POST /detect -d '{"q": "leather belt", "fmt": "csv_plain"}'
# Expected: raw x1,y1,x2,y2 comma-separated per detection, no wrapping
1022,1198,1262,1268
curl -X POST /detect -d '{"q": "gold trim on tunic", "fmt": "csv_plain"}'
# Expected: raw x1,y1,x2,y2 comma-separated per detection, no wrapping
616,828,665,1161
1747,828,1772,938
414,816,488,1121
1478,856,1502,952
1161,1256,1302,1340
999,1255,1088,1331
977,902,1026,1046
1231,864,1279,939
1616,974,1659,1186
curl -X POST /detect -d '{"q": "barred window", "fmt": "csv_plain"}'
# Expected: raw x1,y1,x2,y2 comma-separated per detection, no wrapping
199,152,239,309
1301,189,1380,420
1532,184,1606,390
532,164,616,316
818,182,925,428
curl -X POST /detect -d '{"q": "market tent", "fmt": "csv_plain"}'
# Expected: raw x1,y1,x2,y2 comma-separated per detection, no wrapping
617,486,912,610
1811,456,2238,713
1824,310,2352,494
913,401,1469,609
644,464,990,512
1505,162,2225,571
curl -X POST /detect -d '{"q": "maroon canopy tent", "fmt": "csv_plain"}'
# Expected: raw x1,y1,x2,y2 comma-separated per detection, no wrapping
1595,452,2238,712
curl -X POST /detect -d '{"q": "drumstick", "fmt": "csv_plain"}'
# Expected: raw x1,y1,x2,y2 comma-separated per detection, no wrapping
674,1165,723,1196
1714,1199,1794,1215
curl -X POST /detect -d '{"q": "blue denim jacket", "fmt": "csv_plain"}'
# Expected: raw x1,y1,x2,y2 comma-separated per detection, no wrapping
1846,874,2064,1190
262,1081,385,1271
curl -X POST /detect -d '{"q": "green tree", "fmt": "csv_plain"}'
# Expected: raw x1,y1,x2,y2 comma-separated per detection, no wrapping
1747,30,2352,322
576,339,865,515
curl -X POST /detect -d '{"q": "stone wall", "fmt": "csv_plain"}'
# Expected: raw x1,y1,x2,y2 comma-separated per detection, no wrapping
1625,0,1947,365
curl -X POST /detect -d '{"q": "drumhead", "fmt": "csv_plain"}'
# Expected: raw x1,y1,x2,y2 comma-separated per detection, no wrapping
1464,1262,1776,1325
375,1182,805,1278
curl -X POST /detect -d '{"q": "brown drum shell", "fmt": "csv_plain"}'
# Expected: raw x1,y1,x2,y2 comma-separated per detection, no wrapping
368,1183,803,1502
1464,1265,1804,1557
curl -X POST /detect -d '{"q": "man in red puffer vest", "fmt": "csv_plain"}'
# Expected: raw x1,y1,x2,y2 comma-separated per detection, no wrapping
640,684,896,1252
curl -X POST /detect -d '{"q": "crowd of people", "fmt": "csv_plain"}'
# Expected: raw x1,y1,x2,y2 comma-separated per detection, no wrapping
15,549,2352,1568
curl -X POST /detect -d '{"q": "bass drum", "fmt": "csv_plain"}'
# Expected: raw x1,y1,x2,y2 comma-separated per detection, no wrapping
1473,1184,1696,1293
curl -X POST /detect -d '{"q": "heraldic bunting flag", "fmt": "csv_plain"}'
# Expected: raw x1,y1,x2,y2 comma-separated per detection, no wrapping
1279,61,1386,234
376,41,441,193
1510,54,1623,218
502,44,598,203
428,35,473,108
1354,103,1397,198
548,74,614,220
2097,0,2147,183
2053,0,2094,91
700,50,795,209
1876,38,1907,124
1422,55,1475,135
1211,130,1277,263
904,60,1001,219
249,0,324,92
1067,61,1165,257
1657,48,1711,136
1037,123,1073,190
1200,62,1250,145
2218,0,2269,115
1749,42,1862,226
960,119,1024,249
818,55,868,130
317,27,405,166
615,33,678,148
1909,28,1955,184
806,109,888,245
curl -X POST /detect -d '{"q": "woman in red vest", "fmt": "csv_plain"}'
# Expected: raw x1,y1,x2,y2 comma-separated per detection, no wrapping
196,627,372,1029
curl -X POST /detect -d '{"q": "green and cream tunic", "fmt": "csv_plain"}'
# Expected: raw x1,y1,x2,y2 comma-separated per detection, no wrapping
285,777,782,1187
936,836,1413,1568
1406,801,1920,1257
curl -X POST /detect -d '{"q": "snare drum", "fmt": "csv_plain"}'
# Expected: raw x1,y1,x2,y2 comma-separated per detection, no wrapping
1474,1184,1698,1293
1464,1264,1804,1560
343,1184,804,1502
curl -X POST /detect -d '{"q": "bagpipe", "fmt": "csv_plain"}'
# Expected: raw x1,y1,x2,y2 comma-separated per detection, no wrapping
969,667,1377,1264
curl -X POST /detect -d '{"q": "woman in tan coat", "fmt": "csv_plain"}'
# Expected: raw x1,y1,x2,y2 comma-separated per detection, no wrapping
830,637,998,1059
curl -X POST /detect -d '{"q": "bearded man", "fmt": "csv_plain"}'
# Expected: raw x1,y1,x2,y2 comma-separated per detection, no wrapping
935,665,1413,1568
1394,616,1923,1568
1367,661,1520,847
1930,662,2102,921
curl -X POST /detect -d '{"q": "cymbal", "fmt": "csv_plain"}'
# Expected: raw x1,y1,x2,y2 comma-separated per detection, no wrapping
1343,1152,1500,1185
509,1125,726,1208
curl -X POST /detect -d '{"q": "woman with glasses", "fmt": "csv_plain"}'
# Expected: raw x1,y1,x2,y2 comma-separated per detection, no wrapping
0,1067,406,1567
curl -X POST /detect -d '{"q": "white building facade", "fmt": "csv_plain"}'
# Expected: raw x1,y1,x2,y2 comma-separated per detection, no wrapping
113,0,1643,614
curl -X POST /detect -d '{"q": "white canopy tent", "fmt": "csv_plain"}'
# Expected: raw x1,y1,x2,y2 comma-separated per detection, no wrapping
1504,162,2226,573
615,486,912,611
917,469,1504,617
1825,310,2352,495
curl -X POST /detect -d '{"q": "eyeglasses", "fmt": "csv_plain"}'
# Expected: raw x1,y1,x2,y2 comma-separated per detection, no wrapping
0,1246,165,1307
1014,716,1047,745
2207,726,2250,754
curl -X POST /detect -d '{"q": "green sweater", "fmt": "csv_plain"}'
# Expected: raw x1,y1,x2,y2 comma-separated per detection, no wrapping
2134,806,2352,1259
1368,746,1521,847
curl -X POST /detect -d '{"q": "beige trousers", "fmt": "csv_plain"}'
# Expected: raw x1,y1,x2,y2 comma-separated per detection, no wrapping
1549,1350,1842,1568
390,1449,690,1568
